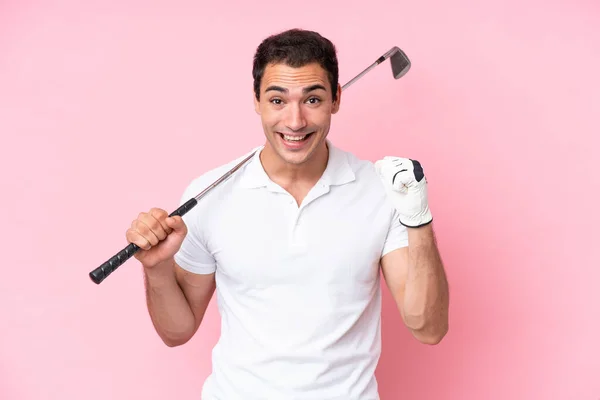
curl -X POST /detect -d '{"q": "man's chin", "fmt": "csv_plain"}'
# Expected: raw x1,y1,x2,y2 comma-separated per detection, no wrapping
277,149,311,165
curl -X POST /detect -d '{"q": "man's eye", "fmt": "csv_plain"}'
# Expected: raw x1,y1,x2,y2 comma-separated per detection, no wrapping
270,99,282,105
307,97,320,104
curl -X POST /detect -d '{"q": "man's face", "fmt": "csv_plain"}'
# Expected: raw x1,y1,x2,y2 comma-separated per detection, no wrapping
254,62,341,166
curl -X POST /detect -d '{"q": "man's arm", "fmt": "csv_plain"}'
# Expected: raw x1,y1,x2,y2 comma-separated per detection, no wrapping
144,258,215,347
381,223,449,344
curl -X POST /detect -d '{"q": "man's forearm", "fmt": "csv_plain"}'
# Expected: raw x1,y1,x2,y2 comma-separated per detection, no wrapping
403,224,449,343
144,259,196,346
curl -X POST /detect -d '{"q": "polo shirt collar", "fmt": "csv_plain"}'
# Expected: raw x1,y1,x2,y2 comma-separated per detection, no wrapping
239,140,355,190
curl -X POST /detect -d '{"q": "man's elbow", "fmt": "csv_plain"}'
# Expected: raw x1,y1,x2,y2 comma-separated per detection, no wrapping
159,328,196,347
412,326,447,345
405,314,448,345
162,334,192,347
163,337,187,347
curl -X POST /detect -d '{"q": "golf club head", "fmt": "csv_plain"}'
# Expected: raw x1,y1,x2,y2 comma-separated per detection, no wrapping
339,46,412,91
386,46,411,79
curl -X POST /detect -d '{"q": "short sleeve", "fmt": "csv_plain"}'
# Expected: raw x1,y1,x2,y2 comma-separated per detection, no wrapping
381,208,409,256
173,182,217,275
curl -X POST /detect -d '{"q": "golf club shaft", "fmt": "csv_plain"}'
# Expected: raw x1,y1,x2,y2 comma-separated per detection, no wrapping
89,47,404,285
88,151,255,284
342,48,399,91
342,62,378,90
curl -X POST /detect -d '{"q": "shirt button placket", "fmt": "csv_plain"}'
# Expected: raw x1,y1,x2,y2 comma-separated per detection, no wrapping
289,199,303,249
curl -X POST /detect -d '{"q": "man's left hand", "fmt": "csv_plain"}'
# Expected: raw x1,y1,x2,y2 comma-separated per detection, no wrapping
375,156,433,228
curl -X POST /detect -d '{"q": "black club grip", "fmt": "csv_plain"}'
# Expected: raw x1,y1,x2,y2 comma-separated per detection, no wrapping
89,242,140,284
168,197,198,218
89,197,198,285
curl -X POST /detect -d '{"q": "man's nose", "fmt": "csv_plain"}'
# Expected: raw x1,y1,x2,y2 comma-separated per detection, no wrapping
284,103,307,131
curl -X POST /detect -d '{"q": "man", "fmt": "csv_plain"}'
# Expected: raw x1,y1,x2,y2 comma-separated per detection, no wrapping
126,29,449,399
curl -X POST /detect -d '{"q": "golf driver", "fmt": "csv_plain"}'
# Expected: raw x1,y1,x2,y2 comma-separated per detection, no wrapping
89,46,411,285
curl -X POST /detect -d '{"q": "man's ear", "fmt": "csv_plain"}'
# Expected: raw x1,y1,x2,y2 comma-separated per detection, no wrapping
332,83,342,114
253,89,261,115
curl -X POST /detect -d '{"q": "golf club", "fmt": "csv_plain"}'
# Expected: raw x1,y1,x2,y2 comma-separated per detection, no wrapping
89,46,411,285
341,46,410,90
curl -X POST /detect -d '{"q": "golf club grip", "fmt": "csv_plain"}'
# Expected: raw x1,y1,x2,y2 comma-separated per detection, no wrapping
89,242,140,284
89,197,198,284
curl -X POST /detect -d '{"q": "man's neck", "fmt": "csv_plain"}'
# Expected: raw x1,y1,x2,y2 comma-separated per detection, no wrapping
260,141,329,188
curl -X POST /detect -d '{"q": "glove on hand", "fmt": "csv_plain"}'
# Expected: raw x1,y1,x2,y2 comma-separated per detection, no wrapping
374,156,433,228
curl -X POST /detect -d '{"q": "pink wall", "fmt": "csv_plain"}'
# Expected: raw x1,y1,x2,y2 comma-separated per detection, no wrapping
1,0,598,399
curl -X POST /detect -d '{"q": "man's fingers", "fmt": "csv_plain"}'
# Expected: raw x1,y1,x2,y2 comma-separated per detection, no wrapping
125,228,152,250
375,158,413,193
149,208,172,235
138,212,168,241
165,216,186,234
133,219,161,246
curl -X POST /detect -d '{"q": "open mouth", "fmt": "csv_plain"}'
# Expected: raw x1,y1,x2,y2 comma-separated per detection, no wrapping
278,132,313,143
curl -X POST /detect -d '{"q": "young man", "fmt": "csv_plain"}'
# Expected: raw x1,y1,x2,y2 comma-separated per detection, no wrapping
127,29,449,400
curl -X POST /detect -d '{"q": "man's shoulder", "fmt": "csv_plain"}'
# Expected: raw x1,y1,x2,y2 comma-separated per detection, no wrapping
332,142,377,177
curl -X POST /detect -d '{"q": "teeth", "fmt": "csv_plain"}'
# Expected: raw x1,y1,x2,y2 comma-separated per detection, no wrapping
283,134,307,141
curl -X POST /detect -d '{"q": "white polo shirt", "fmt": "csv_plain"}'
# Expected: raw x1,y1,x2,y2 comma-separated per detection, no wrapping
174,141,409,400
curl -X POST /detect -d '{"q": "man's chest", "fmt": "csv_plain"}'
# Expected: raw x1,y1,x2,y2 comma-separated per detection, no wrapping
204,189,393,288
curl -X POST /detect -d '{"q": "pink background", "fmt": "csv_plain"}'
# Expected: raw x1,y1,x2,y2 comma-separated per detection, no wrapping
1,0,599,399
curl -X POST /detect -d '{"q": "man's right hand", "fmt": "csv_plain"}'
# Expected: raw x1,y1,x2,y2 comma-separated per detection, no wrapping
125,208,188,269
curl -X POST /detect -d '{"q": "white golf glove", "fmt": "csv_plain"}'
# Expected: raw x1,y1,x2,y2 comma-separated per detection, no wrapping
374,156,433,228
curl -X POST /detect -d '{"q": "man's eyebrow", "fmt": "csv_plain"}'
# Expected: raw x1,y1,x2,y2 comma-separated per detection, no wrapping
264,84,328,94
302,84,327,94
265,85,287,94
